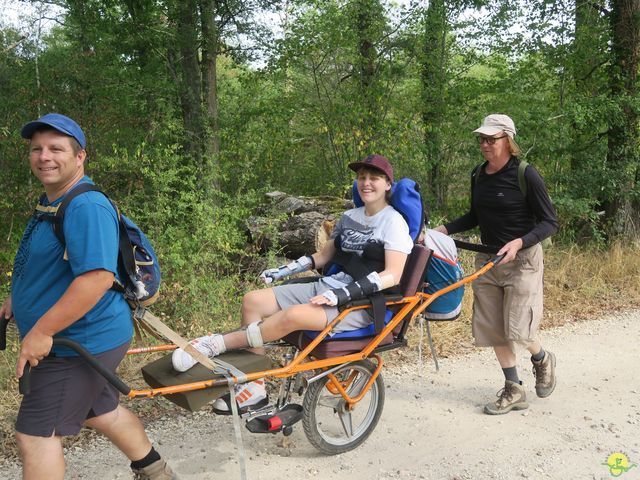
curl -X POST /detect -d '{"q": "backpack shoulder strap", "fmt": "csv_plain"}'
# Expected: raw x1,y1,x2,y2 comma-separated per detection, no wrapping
52,183,103,246
517,159,529,197
54,184,135,280
472,164,482,187
473,161,528,197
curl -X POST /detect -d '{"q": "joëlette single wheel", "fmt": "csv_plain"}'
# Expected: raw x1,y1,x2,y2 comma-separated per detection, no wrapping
302,359,385,455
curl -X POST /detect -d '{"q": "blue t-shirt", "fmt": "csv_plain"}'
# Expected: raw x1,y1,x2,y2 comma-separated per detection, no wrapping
11,177,133,356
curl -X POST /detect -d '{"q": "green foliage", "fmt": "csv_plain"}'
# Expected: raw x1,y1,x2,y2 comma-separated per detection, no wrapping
552,194,605,244
2,0,640,335
88,142,263,327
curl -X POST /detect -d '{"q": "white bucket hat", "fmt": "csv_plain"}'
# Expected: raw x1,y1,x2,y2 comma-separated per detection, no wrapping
473,114,516,138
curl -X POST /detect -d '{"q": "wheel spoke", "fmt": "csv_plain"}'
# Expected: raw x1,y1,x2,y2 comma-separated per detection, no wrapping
338,409,353,438
317,394,341,409
348,371,368,396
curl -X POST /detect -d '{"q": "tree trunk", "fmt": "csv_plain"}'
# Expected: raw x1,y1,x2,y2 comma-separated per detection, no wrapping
176,0,206,169
123,0,157,128
421,0,447,210
570,0,606,171
605,0,640,238
199,0,221,191
354,0,383,153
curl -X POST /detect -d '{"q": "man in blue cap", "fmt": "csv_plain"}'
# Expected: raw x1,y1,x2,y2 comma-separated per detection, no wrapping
0,114,177,479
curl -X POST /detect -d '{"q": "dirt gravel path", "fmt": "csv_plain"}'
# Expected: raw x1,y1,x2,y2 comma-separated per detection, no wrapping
2,311,639,480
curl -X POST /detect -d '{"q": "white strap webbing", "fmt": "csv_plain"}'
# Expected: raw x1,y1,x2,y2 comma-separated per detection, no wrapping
135,308,217,370
224,373,248,480
135,307,248,480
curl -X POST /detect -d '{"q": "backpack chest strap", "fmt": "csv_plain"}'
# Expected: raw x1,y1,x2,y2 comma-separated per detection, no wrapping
35,204,60,215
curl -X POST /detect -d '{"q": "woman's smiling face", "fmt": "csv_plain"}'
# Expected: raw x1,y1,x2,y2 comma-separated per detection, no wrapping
356,168,391,205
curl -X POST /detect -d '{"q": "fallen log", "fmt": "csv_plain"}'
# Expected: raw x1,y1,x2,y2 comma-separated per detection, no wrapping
247,192,351,258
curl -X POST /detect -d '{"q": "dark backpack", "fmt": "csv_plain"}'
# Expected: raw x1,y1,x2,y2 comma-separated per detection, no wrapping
473,158,529,195
34,183,161,307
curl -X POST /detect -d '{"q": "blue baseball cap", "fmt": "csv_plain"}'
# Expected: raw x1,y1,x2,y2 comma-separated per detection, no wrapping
21,113,86,149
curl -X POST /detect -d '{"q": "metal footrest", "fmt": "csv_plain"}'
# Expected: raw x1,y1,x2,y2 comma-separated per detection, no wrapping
245,404,303,436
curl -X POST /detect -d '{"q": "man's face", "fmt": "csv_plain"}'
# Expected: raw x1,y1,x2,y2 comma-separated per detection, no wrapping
29,130,85,194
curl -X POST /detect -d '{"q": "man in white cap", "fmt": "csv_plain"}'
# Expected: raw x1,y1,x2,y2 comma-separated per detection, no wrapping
434,114,559,415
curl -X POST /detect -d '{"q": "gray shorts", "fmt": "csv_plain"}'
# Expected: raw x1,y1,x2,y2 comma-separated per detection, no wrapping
16,341,130,437
273,280,373,333
471,244,544,352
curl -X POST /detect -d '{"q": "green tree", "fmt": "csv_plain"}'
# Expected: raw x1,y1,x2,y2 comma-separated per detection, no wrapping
605,0,640,237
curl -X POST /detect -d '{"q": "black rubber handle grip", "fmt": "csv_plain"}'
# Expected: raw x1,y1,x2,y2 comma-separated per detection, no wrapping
453,241,505,267
453,240,500,255
17,339,132,397
19,363,31,395
492,254,506,265
0,316,9,351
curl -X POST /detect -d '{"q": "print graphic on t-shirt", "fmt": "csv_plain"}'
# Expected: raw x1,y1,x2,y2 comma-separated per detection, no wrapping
339,215,381,253
13,217,40,280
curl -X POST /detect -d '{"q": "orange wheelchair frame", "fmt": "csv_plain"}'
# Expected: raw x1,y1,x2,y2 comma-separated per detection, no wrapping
7,244,503,456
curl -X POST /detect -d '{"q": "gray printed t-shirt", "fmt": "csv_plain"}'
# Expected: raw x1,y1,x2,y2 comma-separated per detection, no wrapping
321,205,413,289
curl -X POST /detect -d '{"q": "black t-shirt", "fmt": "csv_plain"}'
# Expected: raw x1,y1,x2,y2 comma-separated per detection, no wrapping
445,157,558,248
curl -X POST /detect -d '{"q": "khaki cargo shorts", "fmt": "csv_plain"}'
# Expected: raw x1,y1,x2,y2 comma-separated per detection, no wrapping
471,244,544,353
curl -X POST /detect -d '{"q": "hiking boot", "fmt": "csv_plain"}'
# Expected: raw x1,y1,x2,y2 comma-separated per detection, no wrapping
213,379,268,415
171,334,224,372
483,380,529,415
132,459,178,480
532,350,556,398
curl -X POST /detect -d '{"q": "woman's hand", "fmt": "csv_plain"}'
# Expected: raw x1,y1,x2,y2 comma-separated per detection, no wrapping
310,291,338,306
497,238,523,263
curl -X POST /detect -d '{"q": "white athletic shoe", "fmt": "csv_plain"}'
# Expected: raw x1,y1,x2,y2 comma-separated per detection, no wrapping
171,334,223,372
212,380,268,415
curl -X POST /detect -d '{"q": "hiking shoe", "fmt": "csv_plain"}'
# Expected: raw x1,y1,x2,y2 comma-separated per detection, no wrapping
483,380,529,415
171,334,223,372
132,459,178,480
213,379,268,415
532,350,556,398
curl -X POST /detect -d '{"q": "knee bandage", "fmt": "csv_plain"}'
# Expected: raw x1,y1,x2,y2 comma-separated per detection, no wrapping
246,321,264,348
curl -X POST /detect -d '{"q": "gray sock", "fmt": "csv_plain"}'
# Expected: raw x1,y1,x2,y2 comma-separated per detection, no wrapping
531,348,545,363
502,366,520,384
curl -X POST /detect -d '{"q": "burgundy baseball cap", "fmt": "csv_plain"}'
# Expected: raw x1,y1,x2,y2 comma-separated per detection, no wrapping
348,154,394,183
